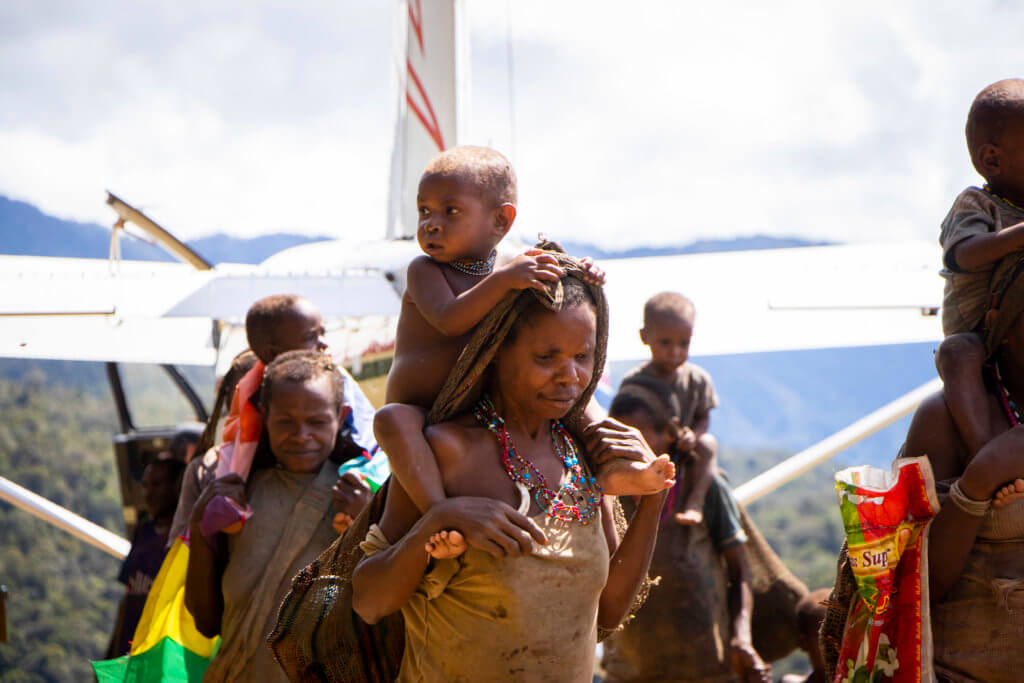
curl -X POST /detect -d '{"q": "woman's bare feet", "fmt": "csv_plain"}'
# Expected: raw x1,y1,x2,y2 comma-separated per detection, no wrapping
425,529,468,559
992,478,1024,508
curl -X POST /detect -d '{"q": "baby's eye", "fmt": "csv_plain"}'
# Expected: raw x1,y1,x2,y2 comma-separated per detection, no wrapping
418,206,430,217
575,353,590,362
446,206,460,215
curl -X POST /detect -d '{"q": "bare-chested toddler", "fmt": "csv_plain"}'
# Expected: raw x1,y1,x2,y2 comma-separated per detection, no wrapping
374,146,675,558
934,79,1024,508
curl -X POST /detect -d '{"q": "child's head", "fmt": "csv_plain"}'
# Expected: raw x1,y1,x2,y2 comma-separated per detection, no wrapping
795,588,831,675
259,350,346,473
141,458,185,521
967,79,1024,200
417,146,517,264
609,377,681,455
640,291,696,375
245,294,326,364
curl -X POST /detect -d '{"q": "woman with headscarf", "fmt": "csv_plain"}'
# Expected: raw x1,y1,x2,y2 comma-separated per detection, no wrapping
350,268,665,682
891,252,1024,682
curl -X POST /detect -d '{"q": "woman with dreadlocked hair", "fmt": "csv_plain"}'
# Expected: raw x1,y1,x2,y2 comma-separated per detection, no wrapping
600,375,770,683
185,350,352,683
351,271,665,682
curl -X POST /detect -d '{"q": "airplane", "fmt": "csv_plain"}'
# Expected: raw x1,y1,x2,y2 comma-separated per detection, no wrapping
0,0,944,566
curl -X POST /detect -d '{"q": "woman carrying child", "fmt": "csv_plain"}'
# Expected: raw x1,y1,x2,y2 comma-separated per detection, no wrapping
185,350,351,682
351,268,665,681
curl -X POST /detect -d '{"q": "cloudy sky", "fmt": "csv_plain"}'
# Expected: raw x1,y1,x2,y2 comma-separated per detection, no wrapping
3,1,1023,248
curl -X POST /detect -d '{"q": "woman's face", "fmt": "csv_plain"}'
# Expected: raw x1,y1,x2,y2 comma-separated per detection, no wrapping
264,375,340,473
493,303,598,420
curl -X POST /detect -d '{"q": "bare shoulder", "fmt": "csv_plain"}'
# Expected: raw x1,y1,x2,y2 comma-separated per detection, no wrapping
405,255,444,293
423,415,479,465
904,391,967,480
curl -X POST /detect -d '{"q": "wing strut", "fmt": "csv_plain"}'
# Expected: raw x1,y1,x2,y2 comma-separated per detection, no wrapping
734,377,943,506
0,475,129,559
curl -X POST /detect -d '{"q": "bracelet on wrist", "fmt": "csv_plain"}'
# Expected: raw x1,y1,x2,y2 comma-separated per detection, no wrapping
949,479,991,517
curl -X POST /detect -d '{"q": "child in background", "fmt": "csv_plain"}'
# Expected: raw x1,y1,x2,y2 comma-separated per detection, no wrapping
780,588,830,683
375,146,675,557
107,458,186,656
935,79,1024,505
623,291,719,524
198,294,328,537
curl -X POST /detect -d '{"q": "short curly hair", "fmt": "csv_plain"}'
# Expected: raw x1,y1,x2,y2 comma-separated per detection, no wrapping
966,79,1024,176
421,146,517,206
259,349,344,413
643,291,695,328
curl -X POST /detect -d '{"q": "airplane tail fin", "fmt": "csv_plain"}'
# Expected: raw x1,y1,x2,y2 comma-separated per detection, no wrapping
386,0,467,240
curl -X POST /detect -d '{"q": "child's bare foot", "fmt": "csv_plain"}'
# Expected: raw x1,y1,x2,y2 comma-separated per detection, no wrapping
675,509,704,526
599,454,676,496
425,529,467,559
993,479,1024,508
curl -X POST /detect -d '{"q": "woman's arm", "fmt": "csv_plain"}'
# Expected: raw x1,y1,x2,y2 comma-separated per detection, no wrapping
583,418,666,630
352,477,547,624
351,478,442,624
597,490,666,630
184,474,245,637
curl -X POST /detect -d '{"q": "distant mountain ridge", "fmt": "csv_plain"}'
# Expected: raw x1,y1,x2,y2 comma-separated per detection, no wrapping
0,195,331,265
1,194,828,264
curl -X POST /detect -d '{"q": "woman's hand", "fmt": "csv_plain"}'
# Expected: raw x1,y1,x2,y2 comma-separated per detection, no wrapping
434,497,548,558
582,418,658,469
188,473,247,535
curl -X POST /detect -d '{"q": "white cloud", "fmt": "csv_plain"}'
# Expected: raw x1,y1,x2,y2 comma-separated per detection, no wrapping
4,1,1024,247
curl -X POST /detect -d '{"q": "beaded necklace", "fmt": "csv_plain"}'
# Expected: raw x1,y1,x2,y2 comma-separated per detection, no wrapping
993,361,1023,426
449,249,497,276
473,396,603,524
984,184,1024,214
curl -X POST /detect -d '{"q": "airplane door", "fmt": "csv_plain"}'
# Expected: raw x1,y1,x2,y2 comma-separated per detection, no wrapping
105,362,209,536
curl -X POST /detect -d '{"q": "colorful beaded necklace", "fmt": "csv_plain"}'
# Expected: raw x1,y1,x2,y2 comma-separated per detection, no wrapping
993,361,1023,426
984,184,1024,214
449,249,497,276
473,396,603,524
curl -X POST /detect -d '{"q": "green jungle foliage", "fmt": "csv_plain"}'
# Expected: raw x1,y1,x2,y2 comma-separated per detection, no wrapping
0,366,857,680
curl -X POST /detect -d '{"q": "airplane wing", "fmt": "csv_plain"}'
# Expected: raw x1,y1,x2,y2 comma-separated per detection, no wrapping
602,241,943,363
0,254,402,365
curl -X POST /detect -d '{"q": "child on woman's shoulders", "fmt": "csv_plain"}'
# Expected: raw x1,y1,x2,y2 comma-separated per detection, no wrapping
375,146,676,559
934,79,1024,507
623,291,719,525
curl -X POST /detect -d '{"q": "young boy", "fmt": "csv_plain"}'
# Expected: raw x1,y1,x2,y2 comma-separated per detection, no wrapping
935,79,1024,505
623,291,718,524
375,146,675,556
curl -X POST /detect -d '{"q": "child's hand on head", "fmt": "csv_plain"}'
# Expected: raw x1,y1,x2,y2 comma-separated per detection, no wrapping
497,249,564,292
578,257,606,286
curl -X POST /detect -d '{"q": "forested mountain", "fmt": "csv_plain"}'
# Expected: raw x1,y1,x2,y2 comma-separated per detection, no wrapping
0,195,329,265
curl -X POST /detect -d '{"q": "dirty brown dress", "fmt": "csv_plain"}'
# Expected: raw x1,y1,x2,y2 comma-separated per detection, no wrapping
932,492,1024,683
361,484,609,683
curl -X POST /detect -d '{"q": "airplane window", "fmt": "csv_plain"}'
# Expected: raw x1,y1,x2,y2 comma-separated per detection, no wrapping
118,364,214,428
